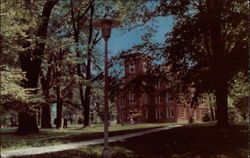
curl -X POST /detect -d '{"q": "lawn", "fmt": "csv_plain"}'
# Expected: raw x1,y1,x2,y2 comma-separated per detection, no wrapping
0,123,182,151
13,123,248,158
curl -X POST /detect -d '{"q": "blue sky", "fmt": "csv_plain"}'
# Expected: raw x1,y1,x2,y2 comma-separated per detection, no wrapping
98,16,174,57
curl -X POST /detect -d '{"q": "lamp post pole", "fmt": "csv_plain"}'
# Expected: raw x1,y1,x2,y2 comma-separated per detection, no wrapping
102,36,111,158
92,19,120,158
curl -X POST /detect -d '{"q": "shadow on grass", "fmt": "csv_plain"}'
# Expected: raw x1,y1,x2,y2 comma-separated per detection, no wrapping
110,124,248,158
12,124,248,158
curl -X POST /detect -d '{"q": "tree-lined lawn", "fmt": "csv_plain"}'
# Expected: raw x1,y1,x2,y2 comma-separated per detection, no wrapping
0,123,183,151
13,123,248,158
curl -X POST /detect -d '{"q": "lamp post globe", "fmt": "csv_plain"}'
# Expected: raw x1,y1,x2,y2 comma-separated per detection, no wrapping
93,19,120,158
93,19,120,41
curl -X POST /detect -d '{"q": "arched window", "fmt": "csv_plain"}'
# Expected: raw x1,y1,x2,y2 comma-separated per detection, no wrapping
129,63,135,73
142,62,147,72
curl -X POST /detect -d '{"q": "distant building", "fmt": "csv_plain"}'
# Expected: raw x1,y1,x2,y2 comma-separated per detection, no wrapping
116,53,207,123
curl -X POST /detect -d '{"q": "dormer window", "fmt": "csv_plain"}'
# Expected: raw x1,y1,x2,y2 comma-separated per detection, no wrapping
129,63,135,73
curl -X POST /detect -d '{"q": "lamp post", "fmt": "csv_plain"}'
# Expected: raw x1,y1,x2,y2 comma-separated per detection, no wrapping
93,19,120,158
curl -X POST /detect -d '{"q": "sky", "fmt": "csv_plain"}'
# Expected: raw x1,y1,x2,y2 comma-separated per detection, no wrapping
98,16,174,57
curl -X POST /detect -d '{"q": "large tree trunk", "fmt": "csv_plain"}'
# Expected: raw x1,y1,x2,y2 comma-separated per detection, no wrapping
215,80,229,126
83,3,94,127
83,86,91,127
18,113,38,133
56,99,64,129
55,50,64,129
17,0,58,133
56,76,63,129
41,66,52,128
18,53,40,133
41,103,52,128
208,0,229,126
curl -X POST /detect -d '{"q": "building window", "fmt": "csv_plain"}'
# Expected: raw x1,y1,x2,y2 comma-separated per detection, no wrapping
128,93,135,104
145,108,148,119
155,96,161,104
170,107,174,118
119,98,125,108
122,98,125,108
159,108,162,119
166,93,169,103
155,108,158,119
155,108,161,119
155,81,161,89
166,107,174,118
143,62,147,72
166,108,169,118
129,63,135,73
143,94,148,104
180,108,185,118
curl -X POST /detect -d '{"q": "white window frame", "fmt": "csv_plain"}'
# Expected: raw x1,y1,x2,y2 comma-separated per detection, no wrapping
166,108,169,118
129,63,135,73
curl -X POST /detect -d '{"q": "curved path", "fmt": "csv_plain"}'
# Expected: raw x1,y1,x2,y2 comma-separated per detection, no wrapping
1,125,181,158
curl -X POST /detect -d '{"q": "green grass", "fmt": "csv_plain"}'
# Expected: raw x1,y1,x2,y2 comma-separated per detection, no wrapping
14,123,248,158
0,123,182,151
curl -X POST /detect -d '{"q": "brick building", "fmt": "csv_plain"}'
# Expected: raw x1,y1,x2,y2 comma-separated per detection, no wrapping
116,53,207,123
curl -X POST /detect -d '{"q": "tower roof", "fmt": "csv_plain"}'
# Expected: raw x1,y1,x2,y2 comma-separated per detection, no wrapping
121,53,152,61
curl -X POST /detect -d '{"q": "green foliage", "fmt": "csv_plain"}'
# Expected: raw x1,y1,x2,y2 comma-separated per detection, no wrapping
0,66,44,111
229,72,248,120
0,66,44,126
161,0,248,96
1,0,41,65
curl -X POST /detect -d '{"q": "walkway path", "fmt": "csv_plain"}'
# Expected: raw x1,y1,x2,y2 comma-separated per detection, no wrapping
1,125,181,158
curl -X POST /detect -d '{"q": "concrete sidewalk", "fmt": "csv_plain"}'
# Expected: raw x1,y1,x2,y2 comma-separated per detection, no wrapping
1,125,181,158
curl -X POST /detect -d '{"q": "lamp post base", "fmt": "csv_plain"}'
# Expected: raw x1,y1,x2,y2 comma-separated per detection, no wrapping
101,148,112,158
